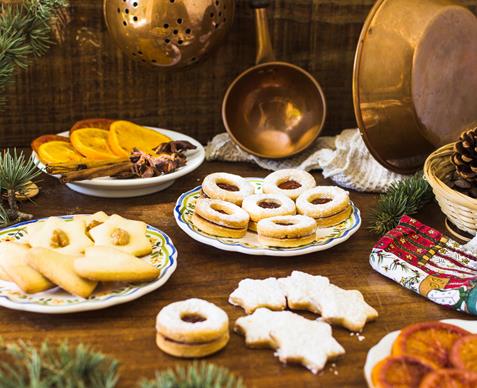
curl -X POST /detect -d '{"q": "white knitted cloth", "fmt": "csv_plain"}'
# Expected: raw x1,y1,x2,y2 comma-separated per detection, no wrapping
205,129,406,193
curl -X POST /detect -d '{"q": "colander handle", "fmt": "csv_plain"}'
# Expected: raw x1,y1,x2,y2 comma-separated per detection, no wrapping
252,0,275,63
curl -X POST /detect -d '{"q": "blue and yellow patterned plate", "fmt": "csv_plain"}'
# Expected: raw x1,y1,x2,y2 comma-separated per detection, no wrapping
0,215,177,314
174,178,361,257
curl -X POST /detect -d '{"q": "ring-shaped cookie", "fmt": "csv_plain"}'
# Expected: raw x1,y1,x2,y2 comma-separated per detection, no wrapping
242,194,296,222
262,169,316,200
257,215,317,239
296,187,350,218
202,173,255,205
195,198,249,229
156,298,229,343
156,331,229,358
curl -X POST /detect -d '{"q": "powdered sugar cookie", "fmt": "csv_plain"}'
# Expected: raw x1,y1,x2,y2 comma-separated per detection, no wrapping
202,173,254,205
229,277,286,314
257,215,317,248
262,169,316,200
74,211,109,231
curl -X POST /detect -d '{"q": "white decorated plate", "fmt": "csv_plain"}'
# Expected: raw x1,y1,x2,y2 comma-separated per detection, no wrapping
364,319,477,387
32,127,205,198
0,215,177,314
174,178,361,257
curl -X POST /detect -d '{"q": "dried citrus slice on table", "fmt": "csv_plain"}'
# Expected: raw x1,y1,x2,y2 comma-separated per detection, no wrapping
70,128,120,160
392,322,470,368
450,334,477,372
70,118,115,133
419,368,477,388
37,141,85,164
371,355,435,388
108,120,172,157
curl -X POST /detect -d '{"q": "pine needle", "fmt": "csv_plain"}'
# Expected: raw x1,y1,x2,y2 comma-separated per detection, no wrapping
0,149,41,192
140,361,246,388
368,173,434,236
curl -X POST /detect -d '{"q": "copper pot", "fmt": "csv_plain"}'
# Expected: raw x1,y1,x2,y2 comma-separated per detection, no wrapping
222,0,326,159
353,0,477,174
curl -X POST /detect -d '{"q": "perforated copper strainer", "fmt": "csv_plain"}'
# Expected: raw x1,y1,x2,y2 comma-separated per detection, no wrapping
104,0,235,69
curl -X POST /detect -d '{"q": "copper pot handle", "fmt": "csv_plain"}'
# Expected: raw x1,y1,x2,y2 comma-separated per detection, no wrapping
251,0,275,64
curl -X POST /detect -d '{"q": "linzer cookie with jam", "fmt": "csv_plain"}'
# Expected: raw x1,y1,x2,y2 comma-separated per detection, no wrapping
257,215,317,248
262,169,316,200
201,172,254,205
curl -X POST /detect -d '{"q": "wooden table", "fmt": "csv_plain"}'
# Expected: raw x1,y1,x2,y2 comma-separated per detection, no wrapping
1,160,467,387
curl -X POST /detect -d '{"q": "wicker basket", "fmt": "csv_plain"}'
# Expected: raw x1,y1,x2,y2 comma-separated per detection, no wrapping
424,143,477,238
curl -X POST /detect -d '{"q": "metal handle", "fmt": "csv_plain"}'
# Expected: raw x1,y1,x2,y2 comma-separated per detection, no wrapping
253,0,274,63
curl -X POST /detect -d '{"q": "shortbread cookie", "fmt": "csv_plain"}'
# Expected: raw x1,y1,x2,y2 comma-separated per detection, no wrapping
28,217,93,255
89,214,152,257
257,215,317,248
0,266,11,282
27,248,97,298
278,271,330,313
242,193,296,231
0,242,53,293
296,186,352,227
74,211,109,231
74,246,160,282
311,284,378,332
192,198,249,238
235,308,344,373
229,278,286,314
156,298,229,358
202,172,255,205
262,169,316,200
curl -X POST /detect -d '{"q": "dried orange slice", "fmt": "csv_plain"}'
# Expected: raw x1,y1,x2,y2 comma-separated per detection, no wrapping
70,128,120,160
31,134,70,154
450,334,477,372
419,368,477,388
37,141,85,164
70,118,115,133
371,355,435,388
108,120,172,157
392,322,470,368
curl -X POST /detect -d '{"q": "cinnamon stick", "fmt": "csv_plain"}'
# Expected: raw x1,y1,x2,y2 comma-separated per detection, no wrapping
60,162,133,183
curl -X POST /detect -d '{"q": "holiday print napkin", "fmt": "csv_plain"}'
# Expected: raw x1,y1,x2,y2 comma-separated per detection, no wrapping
370,215,477,315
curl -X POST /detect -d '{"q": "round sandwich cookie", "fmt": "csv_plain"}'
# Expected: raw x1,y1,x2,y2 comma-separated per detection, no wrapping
257,215,317,248
156,298,229,358
202,172,254,205
192,198,250,238
242,193,296,232
296,186,352,227
262,169,316,200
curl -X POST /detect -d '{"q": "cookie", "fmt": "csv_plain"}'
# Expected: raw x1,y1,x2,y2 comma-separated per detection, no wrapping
74,246,160,282
156,298,229,358
262,169,316,200
242,193,296,231
229,277,286,314
235,308,345,373
201,172,255,205
89,214,152,257
192,198,249,238
27,247,97,298
0,242,54,293
278,271,330,313
74,211,109,231
28,217,93,255
257,215,317,248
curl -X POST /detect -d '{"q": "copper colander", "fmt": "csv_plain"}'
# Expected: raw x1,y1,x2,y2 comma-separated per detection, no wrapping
104,0,235,69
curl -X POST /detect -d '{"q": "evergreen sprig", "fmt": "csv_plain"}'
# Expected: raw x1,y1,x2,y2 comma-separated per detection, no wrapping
140,361,246,388
0,339,119,388
0,0,68,107
369,173,434,236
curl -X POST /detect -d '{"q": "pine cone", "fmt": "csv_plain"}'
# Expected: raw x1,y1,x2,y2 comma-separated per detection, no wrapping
452,127,477,184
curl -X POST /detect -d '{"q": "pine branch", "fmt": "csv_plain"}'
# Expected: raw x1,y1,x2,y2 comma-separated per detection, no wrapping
0,0,68,108
368,173,434,236
140,361,246,388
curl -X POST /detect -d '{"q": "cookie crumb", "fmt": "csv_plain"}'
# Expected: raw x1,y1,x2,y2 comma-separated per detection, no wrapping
357,335,365,342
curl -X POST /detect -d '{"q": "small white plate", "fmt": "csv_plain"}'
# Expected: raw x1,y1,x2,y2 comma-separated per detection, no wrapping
32,127,205,198
364,319,477,387
174,178,361,257
0,215,177,314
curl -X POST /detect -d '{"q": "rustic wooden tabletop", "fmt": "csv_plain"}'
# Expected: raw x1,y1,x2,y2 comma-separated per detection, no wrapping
0,159,467,387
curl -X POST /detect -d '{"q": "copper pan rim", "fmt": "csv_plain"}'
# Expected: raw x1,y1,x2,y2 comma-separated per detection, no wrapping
222,61,327,159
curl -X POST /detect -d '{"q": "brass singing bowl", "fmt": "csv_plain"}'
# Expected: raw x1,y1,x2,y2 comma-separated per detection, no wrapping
104,0,235,69
353,0,477,174
222,1,326,159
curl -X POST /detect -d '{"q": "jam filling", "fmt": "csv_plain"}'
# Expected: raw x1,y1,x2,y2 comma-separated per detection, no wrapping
217,182,239,192
311,197,332,205
211,205,229,215
275,222,294,226
181,313,206,323
258,201,281,209
278,180,302,190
